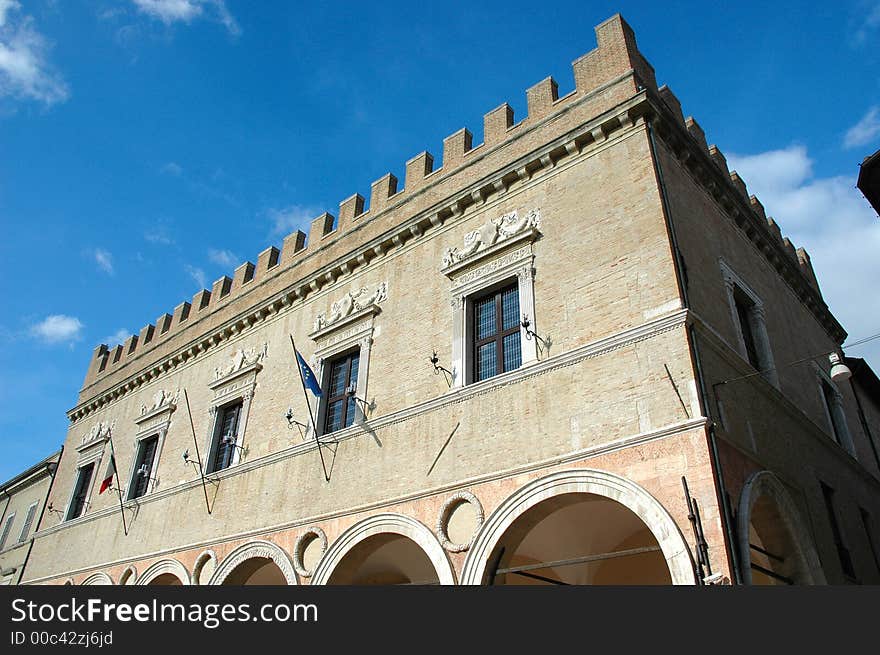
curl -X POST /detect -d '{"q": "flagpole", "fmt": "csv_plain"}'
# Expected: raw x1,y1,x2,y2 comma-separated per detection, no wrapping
289,334,330,482
107,431,128,536
183,389,213,515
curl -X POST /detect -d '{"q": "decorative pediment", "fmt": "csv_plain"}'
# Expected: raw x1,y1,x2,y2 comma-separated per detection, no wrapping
310,282,387,340
441,208,540,276
78,420,114,453
212,343,267,384
135,388,179,437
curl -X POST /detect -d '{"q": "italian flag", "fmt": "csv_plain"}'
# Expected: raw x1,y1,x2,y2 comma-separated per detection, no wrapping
99,451,116,494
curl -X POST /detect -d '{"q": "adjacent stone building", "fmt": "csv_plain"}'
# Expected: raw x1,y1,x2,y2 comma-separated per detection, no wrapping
0,451,60,585
21,14,880,586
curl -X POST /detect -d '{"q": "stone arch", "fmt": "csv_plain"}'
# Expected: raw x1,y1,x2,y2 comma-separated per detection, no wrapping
460,468,697,585
118,566,137,586
192,550,218,585
312,513,456,585
136,559,191,585
208,540,298,585
737,470,825,585
81,572,113,585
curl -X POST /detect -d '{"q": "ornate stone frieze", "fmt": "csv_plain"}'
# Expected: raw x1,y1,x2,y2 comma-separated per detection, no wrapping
441,208,540,270
212,343,268,381
313,282,387,333
139,388,178,417
78,420,114,450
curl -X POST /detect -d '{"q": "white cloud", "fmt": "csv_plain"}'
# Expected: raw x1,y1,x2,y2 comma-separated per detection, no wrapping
844,106,880,149
185,264,206,289
0,1,69,105
267,205,320,237
131,0,240,35
161,161,182,176
144,225,174,245
727,146,880,367
30,315,83,344
854,2,880,45
102,328,130,346
208,248,238,268
93,248,114,274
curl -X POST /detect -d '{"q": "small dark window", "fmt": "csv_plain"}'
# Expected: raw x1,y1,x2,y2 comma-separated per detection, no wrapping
734,289,760,369
860,508,880,574
209,402,242,474
821,482,856,580
820,379,843,446
472,282,521,383
17,503,38,543
323,350,360,434
67,463,95,520
129,435,160,500
0,514,15,550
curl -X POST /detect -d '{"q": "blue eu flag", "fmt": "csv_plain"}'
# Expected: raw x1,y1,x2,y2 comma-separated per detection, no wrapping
295,349,322,397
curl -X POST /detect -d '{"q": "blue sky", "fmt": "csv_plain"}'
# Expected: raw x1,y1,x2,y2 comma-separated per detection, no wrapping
1,0,879,481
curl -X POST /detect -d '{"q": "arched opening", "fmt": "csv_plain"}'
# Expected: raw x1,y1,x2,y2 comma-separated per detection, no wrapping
327,533,441,585
461,469,696,585
738,471,824,585
221,558,288,585
148,572,183,586
484,493,671,585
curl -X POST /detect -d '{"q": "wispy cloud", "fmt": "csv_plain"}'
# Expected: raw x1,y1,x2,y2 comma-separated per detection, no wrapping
160,161,182,176
208,248,238,268
30,315,84,344
93,248,114,274
267,204,320,237
728,146,880,366
102,328,130,346
185,264,207,289
0,0,69,106
853,1,880,45
844,106,880,149
144,223,174,245
131,0,240,36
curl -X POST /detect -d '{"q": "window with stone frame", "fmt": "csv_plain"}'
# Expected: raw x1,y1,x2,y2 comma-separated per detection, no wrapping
127,434,160,500
442,208,542,388
207,401,243,474
470,281,522,383
66,463,95,520
720,260,777,386
814,366,856,458
320,348,361,434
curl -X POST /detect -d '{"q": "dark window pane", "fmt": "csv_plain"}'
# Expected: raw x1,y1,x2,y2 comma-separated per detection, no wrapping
502,286,520,331
211,402,241,473
821,380,842,445
68,463,94,520
475,296,496,340
735,293,760,368
822,483,856,579
322,349,361,434
503,332,522,373
477,342,496,381
131,436,159,499
326,399,343,433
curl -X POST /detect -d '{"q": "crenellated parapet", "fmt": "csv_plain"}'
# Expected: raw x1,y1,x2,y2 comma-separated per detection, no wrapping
76,12,841,412
644,83,837,339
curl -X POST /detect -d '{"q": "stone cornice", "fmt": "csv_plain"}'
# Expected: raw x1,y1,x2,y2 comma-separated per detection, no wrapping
645,94,847,345
67,90,654,424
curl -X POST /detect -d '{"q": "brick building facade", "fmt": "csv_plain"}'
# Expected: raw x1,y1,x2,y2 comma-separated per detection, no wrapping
21,14,880,586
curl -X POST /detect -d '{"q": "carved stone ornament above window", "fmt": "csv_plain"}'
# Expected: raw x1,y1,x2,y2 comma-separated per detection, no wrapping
135,388,178,438
441,208,541,276
212,343,268,382
209,342,267,407
78,420,114,451
310,282,388,340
